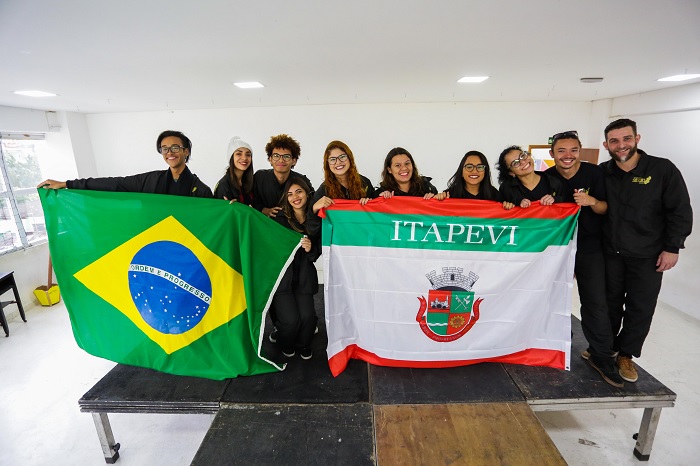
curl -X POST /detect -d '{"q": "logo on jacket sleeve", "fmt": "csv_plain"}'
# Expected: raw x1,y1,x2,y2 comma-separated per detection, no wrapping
416,267,483,342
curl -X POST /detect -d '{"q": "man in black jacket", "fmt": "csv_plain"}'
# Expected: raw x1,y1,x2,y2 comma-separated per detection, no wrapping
546,131,623,387
252,134,313,217
601,118,692,383
38,130,213,197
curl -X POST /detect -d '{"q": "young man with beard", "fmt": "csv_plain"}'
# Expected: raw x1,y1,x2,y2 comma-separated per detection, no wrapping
253,134,313,217
601,118,692,383
546,131,624,387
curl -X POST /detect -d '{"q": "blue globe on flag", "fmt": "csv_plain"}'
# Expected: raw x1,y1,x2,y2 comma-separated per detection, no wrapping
128,241,212,334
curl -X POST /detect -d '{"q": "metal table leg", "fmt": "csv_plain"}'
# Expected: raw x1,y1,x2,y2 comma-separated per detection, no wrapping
633,407,662,461
91,413,120,464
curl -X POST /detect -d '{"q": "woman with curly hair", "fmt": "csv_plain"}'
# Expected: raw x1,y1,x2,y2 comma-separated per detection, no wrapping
311,140,375,214
213,136,255,205
497,145,565,209
445,150,500,201
376,147,445,199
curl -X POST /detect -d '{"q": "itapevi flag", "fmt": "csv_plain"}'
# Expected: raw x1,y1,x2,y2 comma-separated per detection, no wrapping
39,189,300,380
321,197,579,377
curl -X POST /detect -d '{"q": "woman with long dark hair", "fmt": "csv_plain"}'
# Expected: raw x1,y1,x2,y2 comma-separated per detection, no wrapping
445,150,500,200
377,147,445,199
270,176,321,360
213,136,254,205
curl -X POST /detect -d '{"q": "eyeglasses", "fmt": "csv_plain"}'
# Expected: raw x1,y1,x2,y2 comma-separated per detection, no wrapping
159,145,185,154
551,130,579,144
509,151,530,168
464,164,486,172
328,154,348,165
271,153,293,161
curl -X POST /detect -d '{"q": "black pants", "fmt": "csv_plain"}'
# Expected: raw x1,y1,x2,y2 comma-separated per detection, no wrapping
604,254,663,358
575,250,615,358
271,291,317,349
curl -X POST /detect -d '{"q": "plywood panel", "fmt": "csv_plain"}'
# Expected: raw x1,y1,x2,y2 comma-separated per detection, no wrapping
375,403,565,466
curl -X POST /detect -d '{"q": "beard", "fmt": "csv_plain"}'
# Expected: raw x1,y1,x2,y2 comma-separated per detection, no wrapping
608,143,638,163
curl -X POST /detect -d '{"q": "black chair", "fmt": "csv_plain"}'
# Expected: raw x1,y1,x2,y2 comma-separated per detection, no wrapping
0,271,27,337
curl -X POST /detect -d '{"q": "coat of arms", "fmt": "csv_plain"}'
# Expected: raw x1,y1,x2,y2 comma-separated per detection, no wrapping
416,267,483,342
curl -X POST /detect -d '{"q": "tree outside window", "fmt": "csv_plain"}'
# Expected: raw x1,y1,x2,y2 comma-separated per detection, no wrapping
0,134,47,254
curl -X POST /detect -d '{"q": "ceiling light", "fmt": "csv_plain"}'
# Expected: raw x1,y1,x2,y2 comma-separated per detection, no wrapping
580,77,604,83
657,74,700,82
458,76,489,83
13,90,57,97
234,82,264,89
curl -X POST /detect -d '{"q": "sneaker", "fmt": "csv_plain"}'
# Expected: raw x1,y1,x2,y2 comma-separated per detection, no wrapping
617,355,638,383
587,355,625,388
300,347,313,360
282,347,295,358
582,348,618,360
269,329,278,343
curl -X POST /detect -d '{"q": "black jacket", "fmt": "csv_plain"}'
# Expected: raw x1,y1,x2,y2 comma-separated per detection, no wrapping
312,175,376,203
252,169,314,211
213,172,254,205
376,176,438,197
274,211,321,295
66,167,212,198
499,171,566,206
600,150,692,257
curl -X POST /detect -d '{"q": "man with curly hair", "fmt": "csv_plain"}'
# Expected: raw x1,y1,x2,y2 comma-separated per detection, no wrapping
253,134,314,217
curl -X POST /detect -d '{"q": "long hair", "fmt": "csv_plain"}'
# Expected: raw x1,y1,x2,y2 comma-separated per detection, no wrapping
322,140,366,199
446,150,499,200
280,176,312,234
379,147,426,195
497,145,523,185
225,152,254,196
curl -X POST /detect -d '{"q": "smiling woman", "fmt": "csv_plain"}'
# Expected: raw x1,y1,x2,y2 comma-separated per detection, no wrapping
311,140,376,216
376,147,442,200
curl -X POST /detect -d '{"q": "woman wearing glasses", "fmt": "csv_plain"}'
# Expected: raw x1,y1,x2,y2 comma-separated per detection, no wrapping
497,145,565,209
270,176,321,360
377,147,445,199
38,130,213,197
445,150,500,200
213,136,255,205
311,140,376,214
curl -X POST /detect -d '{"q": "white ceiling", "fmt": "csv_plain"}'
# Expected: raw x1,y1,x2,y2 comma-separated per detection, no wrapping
1,0,699,114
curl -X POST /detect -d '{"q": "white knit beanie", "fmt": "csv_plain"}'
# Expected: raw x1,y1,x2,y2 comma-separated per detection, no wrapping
227,136,252,157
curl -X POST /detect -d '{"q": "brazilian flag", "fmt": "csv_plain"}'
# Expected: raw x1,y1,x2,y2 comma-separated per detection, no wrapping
39,189,300,379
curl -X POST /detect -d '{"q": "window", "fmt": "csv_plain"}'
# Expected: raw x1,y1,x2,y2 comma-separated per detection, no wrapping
0,133,47,255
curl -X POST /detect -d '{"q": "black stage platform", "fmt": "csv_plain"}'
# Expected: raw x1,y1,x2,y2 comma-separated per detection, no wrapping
79,290,675,464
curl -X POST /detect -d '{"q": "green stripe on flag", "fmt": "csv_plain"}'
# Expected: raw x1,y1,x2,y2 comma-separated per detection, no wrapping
323,211,578,253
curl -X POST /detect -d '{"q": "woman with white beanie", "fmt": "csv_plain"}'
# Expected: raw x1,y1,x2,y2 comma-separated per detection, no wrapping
213,136,255,205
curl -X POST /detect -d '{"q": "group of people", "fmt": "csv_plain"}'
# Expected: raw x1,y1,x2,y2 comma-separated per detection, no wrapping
38,119,693,384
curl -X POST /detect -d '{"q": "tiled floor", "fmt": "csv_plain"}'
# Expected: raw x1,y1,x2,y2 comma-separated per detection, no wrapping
1,291,698,465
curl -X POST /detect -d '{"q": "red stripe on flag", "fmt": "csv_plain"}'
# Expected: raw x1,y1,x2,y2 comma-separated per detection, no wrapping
320,197,578,220
328,344,566,377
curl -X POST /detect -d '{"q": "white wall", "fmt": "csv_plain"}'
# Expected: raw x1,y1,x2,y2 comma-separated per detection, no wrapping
608,83,700,318
85,101,593,193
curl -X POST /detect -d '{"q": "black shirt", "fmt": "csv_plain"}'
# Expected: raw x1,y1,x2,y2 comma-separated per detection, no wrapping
546,163,606,253
252,169,314,211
